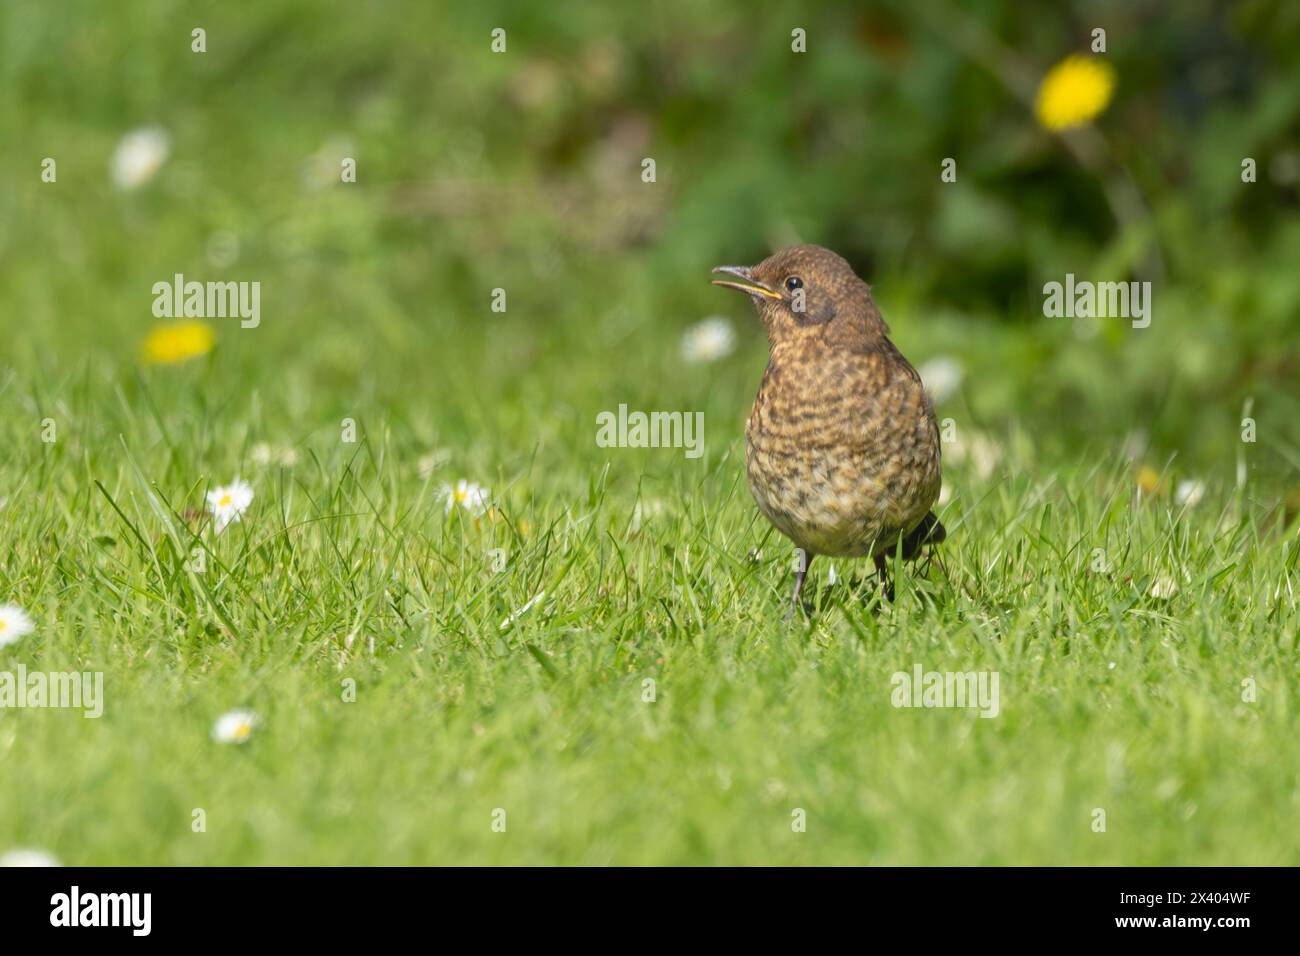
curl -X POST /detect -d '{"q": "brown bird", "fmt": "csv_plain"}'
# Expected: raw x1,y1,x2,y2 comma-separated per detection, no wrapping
712,244,945,610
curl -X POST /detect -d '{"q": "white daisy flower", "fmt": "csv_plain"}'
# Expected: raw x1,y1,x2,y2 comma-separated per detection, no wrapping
1120,430,1148,462
628,498,665,534
918,356,963,403
0,604,34,649
212,709,258,745
250,444,299,468
681,316,736,363
1150,575,1180,600
206,478,254,532
444,479,490,516
0,848,60,867
1175,480,1205,509
109,127,170,190
948,430,1003,481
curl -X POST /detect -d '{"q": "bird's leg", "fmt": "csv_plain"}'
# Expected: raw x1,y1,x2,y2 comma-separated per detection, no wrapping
874,553,895,603
787,552,813,618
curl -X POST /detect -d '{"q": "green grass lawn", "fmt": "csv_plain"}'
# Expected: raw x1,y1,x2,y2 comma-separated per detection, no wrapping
1,334,1295,864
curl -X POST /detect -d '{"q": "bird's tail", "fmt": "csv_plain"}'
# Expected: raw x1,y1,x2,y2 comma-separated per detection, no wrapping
900,511,946,561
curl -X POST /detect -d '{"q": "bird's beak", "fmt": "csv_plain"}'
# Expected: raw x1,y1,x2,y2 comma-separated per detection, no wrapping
711,265,782,300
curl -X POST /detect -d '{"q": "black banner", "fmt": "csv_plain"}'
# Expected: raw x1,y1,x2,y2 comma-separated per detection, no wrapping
0,867,1287,942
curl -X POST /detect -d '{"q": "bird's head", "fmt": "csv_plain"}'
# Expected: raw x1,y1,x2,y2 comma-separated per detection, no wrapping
712,244,887,346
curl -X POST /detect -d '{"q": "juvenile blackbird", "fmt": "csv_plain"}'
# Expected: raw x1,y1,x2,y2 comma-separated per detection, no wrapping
712,244,945,609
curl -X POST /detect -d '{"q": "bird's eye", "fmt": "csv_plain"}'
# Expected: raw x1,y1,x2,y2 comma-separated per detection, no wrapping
784,276,803,292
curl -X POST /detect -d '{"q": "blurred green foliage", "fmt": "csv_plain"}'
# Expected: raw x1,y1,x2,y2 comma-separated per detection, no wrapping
2,0,1300,868
1,0,1298,482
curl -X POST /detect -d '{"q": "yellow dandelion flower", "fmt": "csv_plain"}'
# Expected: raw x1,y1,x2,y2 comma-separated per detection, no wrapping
141,321,215,365
1035,55,1115,132
1136,465,1165,497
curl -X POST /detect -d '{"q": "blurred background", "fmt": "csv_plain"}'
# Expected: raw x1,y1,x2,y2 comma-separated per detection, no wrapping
2,0,1299,497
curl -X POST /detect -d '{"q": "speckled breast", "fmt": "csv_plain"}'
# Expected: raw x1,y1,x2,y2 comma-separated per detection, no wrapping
744,342,942,558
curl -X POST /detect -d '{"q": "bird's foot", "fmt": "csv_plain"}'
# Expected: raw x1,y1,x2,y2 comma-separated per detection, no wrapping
874,554,895,603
